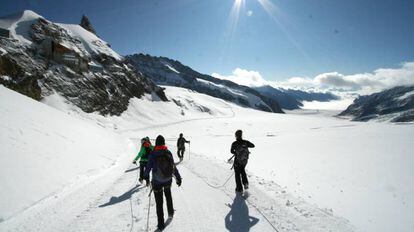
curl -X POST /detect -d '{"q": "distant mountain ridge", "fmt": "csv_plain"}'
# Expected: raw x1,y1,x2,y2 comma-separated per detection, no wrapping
0,10,166,115
126,53,338,111
254,85,338,110
339,85,414,122
126,53,284,113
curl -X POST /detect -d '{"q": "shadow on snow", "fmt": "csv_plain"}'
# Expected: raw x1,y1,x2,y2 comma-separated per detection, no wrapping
225,193,259,232
99,185,144,208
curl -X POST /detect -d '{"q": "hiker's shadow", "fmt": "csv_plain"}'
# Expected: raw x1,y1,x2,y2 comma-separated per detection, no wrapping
99,185,144,208
225,194,259,232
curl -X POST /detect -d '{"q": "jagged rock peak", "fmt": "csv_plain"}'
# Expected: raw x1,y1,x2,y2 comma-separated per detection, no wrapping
79,14,97,35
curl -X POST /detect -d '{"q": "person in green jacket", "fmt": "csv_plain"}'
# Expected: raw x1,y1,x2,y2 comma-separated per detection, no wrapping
133,137,153,186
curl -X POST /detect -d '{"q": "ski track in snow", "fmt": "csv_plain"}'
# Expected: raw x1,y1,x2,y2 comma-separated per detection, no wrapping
0,154,354,232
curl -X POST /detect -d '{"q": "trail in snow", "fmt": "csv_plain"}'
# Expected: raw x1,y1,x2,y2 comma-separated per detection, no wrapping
33,153,351,232
62,159,276,232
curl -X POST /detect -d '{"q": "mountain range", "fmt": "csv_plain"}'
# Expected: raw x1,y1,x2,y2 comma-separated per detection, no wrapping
2,10,412,122
339,85,414,122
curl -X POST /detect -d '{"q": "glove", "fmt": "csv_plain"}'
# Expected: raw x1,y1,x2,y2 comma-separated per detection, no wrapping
176,178,182,187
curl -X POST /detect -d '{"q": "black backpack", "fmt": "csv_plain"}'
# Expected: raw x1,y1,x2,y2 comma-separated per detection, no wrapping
234,144,250,167
155,151,174,180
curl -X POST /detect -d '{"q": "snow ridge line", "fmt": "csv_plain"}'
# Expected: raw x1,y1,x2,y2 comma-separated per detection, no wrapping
180,162,280,232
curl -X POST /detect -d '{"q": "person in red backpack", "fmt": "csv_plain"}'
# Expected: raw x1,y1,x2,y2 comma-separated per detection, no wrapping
144,135,182,231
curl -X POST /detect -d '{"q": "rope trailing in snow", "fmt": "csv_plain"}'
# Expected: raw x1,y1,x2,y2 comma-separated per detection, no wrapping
146,187,153,232
181,163,279,232
129,164,140,232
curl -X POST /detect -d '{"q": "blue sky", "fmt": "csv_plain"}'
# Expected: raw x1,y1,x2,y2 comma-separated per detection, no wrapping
1,0,413,82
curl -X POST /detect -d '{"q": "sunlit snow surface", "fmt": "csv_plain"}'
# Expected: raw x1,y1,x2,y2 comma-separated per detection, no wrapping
1,85,413,232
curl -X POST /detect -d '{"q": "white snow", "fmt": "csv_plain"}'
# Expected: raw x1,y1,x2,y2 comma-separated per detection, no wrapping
1,85,413,232
56,23,122,61
0,47,7,55
397,90,414,100
0,75,11,81
196,78,272,111
0,10,43,45
0,85,134,222
163,62,180,74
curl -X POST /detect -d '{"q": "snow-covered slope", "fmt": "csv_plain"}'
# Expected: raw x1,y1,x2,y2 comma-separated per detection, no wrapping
339,85,414,122
56,23,122,61
126,53,284,113
0,85,134,222
1,85,413,232
0,10,43,45
0,10,166,115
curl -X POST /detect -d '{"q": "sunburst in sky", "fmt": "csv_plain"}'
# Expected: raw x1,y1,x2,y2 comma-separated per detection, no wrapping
227,0,310,62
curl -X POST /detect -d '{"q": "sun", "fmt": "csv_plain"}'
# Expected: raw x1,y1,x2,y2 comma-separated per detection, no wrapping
227,0,245,37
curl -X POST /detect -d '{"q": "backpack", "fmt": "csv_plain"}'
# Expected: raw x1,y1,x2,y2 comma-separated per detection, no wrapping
234,144,250,167
155,151,174,180
142,145,152,160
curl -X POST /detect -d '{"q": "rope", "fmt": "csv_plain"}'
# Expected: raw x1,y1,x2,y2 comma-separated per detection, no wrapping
128,164,140,232
146,187,153,232
181,163,279,232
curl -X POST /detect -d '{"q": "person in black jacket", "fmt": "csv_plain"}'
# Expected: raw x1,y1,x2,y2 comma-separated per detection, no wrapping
176,133,190,161
144,135,182,231
229,130,255,193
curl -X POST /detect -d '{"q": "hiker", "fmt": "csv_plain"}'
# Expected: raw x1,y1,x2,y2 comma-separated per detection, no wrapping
144,135,182,231
228,130,255,193
133,137,153,186
176,133,190,161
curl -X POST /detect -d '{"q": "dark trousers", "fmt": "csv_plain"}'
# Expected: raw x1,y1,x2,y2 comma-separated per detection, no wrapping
234,164,248,191
153,183,174,227
139,161,149,182
177,148,185,159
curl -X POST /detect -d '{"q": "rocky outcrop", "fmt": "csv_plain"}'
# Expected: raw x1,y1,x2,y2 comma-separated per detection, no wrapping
79,15,97,35
0,11,166,116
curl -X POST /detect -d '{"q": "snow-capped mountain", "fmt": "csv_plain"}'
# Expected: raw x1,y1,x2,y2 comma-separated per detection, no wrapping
339,85,414,122
254,85,339,110
126,53,284,113
0,10,166,115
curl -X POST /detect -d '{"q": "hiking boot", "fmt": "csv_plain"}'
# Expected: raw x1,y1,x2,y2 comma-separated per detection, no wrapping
244,183,249,190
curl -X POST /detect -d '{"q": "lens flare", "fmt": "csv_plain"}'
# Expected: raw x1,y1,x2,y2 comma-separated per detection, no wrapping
257,0,311,60
227,0,244,37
